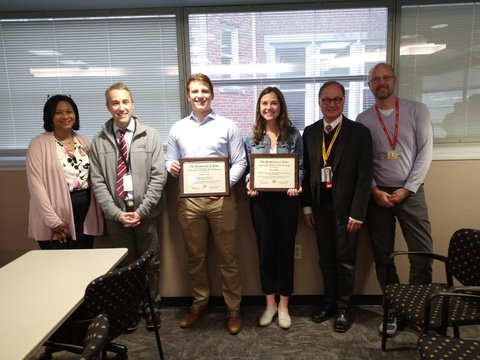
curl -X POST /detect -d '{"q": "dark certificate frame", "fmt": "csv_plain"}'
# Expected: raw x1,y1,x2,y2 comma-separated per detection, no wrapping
179,157,230,197
250,153,299,192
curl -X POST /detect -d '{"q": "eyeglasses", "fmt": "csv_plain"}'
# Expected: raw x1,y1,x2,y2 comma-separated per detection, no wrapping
368,75,395,84
320,97,344,105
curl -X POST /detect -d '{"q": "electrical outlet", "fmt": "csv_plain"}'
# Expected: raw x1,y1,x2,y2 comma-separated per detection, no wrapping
294,244,302,259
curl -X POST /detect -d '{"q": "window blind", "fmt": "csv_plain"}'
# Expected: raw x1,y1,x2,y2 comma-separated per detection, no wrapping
398,2,480,145
0,15,180,151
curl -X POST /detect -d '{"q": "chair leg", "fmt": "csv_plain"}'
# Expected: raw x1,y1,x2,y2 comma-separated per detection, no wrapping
145,285,165,360
453,325,460,338
104,342,128,358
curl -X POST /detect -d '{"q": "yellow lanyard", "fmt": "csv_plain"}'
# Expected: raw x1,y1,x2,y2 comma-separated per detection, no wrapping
322,120,342,166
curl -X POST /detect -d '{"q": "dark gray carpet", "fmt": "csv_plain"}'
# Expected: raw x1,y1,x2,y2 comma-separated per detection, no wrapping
30,305,479,360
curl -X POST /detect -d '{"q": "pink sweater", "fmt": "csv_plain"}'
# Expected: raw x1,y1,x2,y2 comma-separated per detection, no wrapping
26,131,104,241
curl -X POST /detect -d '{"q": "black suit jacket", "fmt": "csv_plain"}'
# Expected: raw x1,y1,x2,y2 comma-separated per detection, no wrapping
301,115,373,224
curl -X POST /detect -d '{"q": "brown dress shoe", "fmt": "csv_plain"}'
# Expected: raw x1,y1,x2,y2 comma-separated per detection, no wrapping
227,310,243,335
180,303,208,328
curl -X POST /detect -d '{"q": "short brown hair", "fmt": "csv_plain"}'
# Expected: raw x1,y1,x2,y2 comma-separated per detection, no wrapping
187,73,214,94
105,82,133,104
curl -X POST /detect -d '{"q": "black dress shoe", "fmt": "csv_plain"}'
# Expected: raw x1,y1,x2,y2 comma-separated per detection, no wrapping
334,308,352,333
145,310,161,331
311,305,337,323
124,316,139,333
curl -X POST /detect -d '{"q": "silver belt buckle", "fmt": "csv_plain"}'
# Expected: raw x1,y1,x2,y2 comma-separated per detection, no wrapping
125,200,135,212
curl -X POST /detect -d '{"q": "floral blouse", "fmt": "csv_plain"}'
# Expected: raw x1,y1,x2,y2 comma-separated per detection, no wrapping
55,136,90,192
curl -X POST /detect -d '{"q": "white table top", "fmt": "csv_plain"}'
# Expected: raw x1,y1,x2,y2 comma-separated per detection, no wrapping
0,248,128,360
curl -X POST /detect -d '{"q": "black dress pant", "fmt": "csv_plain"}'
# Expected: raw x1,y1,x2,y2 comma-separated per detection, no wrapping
250,192,299,296
38,189,94,249
313,202,358,309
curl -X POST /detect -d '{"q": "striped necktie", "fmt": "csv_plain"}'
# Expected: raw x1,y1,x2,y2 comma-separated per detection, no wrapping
116,130,128,198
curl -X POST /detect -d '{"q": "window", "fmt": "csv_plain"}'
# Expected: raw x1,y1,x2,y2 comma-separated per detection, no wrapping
2,2,479,165
220,24,239,78
187,8,388,136
398,2,480,152
0,15,180,154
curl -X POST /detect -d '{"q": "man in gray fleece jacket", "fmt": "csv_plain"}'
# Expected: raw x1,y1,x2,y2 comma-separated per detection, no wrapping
90,82,165,332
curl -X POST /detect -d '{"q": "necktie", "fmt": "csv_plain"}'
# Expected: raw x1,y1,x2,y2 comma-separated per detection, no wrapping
116,130,128,199
325,124,332,134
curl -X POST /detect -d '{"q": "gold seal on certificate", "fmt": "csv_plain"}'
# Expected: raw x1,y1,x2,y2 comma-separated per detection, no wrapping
179,157,230,197
250,153,298,192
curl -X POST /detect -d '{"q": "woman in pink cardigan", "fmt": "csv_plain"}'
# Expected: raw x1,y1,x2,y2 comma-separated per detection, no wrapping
26,95,103,249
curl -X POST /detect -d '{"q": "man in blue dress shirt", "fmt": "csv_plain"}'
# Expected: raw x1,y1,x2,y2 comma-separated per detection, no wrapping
165,73,247,335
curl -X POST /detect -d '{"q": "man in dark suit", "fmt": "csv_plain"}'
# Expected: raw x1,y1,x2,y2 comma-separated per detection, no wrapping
302,81,373,333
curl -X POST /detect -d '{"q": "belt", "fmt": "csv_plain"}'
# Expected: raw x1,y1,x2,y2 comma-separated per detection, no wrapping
125,200,135,212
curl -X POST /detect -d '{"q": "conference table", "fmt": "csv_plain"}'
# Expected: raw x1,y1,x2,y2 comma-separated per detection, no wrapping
0,248,128,360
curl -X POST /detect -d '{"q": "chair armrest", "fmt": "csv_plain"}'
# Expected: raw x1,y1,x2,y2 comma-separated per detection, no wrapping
447,285,480,294
390,251,447,263
385,251,449,289
423,287,480,333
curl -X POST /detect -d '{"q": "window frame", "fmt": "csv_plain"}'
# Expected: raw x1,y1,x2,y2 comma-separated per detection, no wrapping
2,0,480,170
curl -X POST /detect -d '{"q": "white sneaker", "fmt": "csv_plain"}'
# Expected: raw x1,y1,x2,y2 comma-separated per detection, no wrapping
259,304,277,327
379,313,398,337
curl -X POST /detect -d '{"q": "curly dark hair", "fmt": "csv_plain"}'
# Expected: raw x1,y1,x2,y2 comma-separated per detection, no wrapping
43,95,80,132
252,86,294,144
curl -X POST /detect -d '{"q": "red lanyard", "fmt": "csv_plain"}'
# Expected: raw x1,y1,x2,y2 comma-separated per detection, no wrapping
374,98,399,150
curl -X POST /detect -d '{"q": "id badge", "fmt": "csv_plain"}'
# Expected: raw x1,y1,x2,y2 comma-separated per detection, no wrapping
123,174,133,191
386,149,401,160
321,166,332,183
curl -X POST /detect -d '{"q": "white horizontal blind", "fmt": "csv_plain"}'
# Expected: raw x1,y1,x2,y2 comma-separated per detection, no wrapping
0,15,180,151
398,2,480,145
187,7,388,136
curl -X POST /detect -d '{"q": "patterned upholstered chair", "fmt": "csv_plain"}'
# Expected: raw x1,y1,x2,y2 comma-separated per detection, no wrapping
381,228,480,351
41,250,164,360
79,314,109,360
418,287,480,359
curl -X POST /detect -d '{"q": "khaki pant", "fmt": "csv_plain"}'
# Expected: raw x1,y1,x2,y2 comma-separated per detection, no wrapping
178,192,241,311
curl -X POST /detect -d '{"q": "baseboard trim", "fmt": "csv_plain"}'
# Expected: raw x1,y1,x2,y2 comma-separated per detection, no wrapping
161,294,383,307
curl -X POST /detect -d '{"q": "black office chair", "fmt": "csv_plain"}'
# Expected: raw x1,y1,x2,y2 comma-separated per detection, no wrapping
381,228,480,351
41,250,165,360
418,287,480,359
79,314,109,360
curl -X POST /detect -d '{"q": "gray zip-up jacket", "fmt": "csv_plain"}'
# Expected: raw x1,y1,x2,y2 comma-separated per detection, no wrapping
90,116,165,221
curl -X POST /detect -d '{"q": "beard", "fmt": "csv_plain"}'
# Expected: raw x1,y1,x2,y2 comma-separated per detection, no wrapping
374,85,394,100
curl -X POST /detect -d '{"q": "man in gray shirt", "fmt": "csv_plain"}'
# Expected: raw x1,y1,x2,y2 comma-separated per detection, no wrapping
356,63,433,337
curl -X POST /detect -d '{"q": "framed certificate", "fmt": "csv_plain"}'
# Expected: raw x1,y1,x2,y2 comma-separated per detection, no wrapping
250,153,298,192
179,157,230,197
